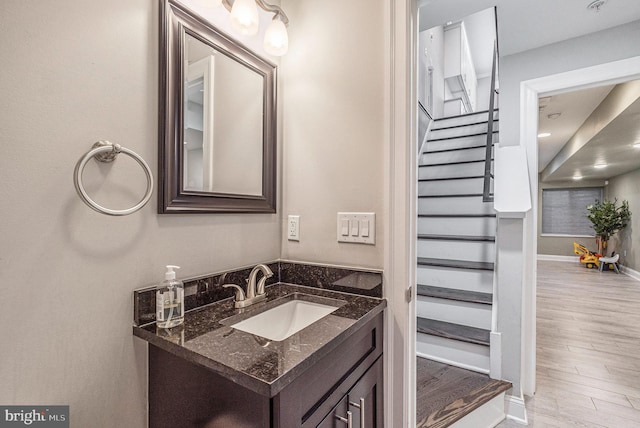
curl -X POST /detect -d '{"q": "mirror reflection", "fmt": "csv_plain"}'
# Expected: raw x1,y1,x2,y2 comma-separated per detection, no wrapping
183,34,264,195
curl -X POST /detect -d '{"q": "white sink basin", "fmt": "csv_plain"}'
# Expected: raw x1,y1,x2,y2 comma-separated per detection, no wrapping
230,299,340,341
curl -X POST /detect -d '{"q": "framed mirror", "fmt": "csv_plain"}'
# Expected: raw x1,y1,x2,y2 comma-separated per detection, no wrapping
159,0,277,213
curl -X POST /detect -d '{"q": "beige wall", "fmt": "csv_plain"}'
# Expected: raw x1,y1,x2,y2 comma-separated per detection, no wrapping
279,0,386,269
606,168,640,271
0,1,280,427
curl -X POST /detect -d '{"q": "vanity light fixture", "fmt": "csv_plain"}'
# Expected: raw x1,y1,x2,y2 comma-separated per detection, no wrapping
594,163,607,169
573,175,583,180
229,0,260,35
634,142,640,149
222,0,289,56
537,132,551,138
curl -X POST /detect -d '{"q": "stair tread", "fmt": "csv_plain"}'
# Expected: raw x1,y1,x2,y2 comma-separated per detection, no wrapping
417,318,490,346
416,358,512,428
419,193,493,198
436,108,499,120
427,130,499,143
418,214,496,218
417,234,495,242
423,144,494,154
417,257,494,271
431,118,499,132
419,158,492,167
417,284,492,305
418,175,484,182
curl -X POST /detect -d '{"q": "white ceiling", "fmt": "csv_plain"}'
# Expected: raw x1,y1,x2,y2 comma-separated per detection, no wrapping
541,91,640,182
537,85,615,172
419,0,640,57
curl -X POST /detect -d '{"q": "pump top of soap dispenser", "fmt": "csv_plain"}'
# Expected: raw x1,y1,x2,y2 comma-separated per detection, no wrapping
165,265,180,280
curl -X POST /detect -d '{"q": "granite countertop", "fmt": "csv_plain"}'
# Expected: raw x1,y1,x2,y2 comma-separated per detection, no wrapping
133,283,386,397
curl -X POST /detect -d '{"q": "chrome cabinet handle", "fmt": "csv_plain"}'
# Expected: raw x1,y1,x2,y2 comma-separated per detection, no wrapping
335,411,353,427
349,398,365,427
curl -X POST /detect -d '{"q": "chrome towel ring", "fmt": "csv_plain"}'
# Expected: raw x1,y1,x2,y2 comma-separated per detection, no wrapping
74,141,154,216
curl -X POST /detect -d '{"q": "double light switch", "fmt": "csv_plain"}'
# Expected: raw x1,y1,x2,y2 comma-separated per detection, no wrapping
337,212,375,244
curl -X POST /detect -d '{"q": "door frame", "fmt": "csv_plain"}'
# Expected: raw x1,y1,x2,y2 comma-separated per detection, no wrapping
385,0,418,426
520,55,640,395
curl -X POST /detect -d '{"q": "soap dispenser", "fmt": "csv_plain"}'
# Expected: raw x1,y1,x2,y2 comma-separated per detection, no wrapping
156,265,184,329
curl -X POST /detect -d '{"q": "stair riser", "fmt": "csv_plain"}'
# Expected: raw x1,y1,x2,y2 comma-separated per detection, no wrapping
429,122,499,140
449,393,506,428
433,112,499,128
420,147,492,165
416,296,492,329
426,133,498,152
418,216,497,236
417,266,493,294
418,196,495,215
418,177,492,196
419,162,491,180
418,240,495,263
416,333,490,373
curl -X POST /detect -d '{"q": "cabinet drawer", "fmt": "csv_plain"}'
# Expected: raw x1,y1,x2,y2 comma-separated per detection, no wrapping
274,313,383,427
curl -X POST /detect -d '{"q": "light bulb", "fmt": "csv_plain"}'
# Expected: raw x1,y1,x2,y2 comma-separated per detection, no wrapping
230,0,259,36
264,17,288,56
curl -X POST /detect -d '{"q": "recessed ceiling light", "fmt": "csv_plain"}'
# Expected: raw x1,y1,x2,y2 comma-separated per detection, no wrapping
538,132,551,138
573,175,583,180
547,113,562,120
594,163,607,169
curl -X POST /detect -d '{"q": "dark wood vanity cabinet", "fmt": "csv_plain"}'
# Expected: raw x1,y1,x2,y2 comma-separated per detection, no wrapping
148,312,383,428
312,357,383,428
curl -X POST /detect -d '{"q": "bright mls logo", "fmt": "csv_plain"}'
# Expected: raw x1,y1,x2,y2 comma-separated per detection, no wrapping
0,406,68,427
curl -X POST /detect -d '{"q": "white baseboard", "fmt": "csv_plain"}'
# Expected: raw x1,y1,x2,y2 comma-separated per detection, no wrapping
504,394,527,425
621,265,640,282
536,254,578,262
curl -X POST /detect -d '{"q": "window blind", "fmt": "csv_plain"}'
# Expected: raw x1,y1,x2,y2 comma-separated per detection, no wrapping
541,187,603,236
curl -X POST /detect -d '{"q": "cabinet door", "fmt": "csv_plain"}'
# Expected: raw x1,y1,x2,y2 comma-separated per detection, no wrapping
317,396,351,428
348,357,383,428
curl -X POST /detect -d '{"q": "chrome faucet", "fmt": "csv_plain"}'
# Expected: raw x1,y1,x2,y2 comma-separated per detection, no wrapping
223,264,274,308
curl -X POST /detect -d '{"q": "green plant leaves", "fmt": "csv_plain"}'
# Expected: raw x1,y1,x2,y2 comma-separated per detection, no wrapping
586,198,631,240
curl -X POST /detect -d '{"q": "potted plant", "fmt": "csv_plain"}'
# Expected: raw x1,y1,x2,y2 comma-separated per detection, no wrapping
586,198,631,256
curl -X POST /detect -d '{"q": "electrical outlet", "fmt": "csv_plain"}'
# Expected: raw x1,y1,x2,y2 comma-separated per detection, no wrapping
288,215,300,241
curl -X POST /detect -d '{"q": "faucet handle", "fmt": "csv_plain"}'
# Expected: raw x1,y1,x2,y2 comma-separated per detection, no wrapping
222,284,245,302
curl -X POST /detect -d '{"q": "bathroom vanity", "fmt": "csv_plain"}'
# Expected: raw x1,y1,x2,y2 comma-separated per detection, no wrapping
134,279,385,427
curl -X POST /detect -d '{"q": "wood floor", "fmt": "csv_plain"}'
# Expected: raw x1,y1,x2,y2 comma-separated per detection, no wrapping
416,358,511,428
496,260,640,428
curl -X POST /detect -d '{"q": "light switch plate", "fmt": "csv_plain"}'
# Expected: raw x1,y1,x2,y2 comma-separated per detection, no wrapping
337,212,375,244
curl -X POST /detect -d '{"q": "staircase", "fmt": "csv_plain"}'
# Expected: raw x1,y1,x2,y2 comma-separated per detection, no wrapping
416,109,498,374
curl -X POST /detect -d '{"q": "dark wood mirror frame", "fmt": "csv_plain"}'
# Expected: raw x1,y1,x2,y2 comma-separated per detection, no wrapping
158,0,277,214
